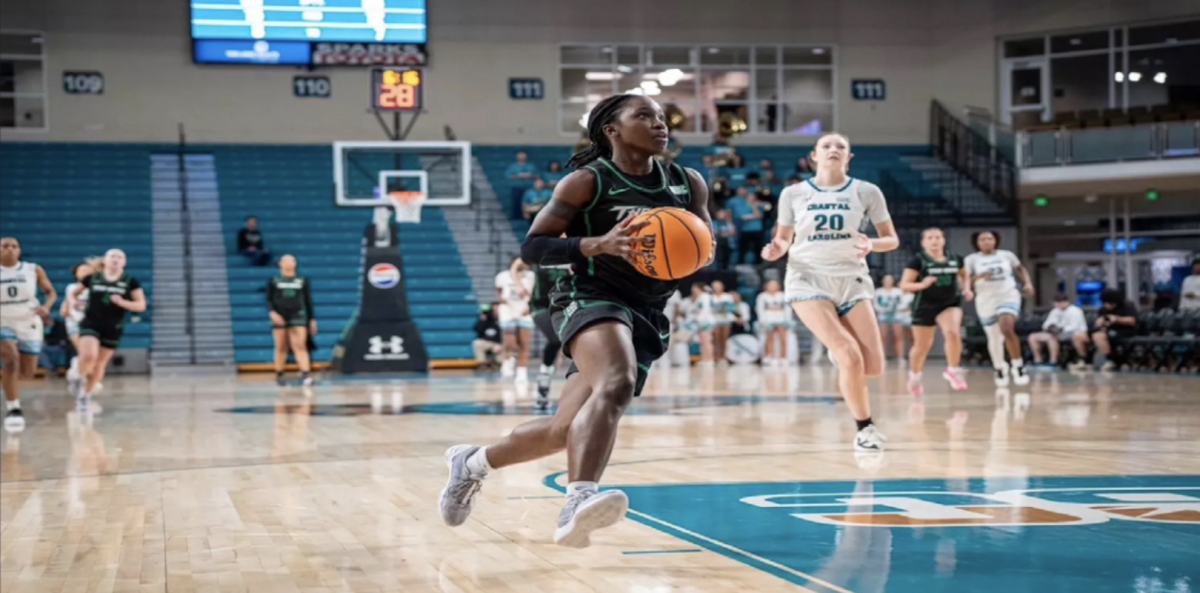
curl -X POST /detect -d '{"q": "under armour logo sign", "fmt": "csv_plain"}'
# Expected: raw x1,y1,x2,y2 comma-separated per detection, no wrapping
365,335,410,361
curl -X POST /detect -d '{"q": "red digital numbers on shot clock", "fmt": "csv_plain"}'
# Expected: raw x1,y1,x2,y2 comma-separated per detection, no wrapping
372,68,423,111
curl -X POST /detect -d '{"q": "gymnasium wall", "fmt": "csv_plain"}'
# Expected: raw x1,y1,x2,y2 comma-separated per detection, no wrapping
1,0,1196,145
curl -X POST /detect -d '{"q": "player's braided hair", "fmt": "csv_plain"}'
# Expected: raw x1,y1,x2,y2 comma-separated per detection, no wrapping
567,94,637,168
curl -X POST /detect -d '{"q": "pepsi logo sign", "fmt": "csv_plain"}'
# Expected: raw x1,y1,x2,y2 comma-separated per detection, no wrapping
368,263,401,289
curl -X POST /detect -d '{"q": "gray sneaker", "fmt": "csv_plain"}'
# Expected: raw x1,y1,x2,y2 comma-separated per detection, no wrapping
438,445,485,527
552,489,628,548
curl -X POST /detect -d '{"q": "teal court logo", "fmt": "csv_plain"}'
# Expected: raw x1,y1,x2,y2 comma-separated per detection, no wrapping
569,474,1199,593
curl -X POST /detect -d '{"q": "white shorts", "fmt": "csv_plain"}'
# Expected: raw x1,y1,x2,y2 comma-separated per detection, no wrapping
975,289,1022,326
0,312,43,355
498,302,533,330
67,317,82,336
785,270,874,316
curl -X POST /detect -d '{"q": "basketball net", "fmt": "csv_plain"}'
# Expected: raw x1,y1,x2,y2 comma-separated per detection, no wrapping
388,191,425,224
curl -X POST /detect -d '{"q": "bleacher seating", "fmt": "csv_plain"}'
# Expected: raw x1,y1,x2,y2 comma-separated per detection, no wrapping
0,143,154,349
473,144,934,240
210,144,477,364
1025,105,1199,131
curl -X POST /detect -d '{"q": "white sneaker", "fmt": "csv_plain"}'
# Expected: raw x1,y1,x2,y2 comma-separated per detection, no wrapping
553,489,629,548
515,366,528,384
1068,361,1089,372
854,424,887,452
500,358,515,378
438,445,486,527
994,367,1010,387
1011,364,1030,386
3,410,25,433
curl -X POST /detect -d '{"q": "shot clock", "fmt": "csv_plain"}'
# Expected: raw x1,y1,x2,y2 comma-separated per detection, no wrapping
372,68,423,111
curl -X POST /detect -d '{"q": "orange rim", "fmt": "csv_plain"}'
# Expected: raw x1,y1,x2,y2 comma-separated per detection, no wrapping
388,191,424,204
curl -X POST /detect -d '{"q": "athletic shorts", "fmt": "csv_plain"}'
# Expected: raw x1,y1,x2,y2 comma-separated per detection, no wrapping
895,314,913,327
911,297,962,327
273,308,309,328
66,318,82,336
550,291,670,397
975,289,1022,326
785,270,874,316
79,319,124,350
0,312,43,355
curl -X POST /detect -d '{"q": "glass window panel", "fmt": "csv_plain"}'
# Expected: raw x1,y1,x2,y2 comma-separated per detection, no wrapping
647,46,693,66
560,68,618,103
1008,66,1043,106
700,46,751,66
782,46,832,65
1129,44,1200,107
1071,127,1154,163
701,70,750,101
661,101,700,134
0,33,43,56
1005,37,1045,58
1051,54,1109,114
560,45,614,65
643,69,696,102
783,69,833,103
1114,29,1123,47
617,45,641,66
0,61,14,94
560,102,592,135
754,47,778,66
782,102,834,135
754,68,779,102
702,102,750,135
753,101,783,134
1025,131,1059,166
1051,31,1109,53
0,97,13,128
1129,19,1200,46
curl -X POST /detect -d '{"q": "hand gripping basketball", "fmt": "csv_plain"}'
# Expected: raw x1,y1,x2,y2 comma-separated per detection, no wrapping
586,217,652,265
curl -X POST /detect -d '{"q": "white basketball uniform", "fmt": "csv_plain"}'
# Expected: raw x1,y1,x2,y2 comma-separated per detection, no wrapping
64,281,89,336
495,270,535,330
687,292,715,332
712,293,736,327
874,287,903,324
777,178,892,315
756,291,791,329
965,250,1023,326
0,262,44,355
895,292,915,326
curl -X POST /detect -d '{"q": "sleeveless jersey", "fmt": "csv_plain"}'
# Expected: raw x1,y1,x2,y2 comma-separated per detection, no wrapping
964,250,1021,297
82,272,142,327
906,251,962,308
530,264,570,312
713,293,736,322
267,275,313,314
0,262,39,316
874,287,902,316
776,178,891,276
565,158,696,307
687,292,714,324
496,270,534,305
65,282,89,323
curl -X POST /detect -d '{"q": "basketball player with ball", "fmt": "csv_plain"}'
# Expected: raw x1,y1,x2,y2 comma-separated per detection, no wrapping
439,94,712,548
762,133,899,454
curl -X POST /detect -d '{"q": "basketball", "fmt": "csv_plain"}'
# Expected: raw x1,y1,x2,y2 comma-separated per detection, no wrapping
627,207,713,280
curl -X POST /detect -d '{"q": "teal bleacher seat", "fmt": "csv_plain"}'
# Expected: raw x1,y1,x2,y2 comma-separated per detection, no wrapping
215,145,479,364
0,142,155,349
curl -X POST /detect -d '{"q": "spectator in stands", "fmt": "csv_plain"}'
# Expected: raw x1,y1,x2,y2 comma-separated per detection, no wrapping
521,178,552,219
712,209,737,270
1180,260,1200,311
1027,293,1090,368
1090,288,1139,371
473,304,503,369
505,152,536,181
794,157,815,180
727,187,765,264
237,216,271,266
786,174,802,187
758,159,774,178
542,161,565,188
726,154,750,186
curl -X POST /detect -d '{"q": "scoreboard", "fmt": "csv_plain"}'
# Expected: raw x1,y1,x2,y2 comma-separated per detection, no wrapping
191,0,428,66
372,68,423,110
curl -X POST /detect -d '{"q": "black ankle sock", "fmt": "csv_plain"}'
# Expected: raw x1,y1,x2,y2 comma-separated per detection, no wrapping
856,417,873,431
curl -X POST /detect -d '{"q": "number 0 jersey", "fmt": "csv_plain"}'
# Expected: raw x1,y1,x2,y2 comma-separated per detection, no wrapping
776,178,891,277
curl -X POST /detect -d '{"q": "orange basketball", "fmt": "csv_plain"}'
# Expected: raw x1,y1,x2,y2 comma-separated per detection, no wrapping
627,207,713,280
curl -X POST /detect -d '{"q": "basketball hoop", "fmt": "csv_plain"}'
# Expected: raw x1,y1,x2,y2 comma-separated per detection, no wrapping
388,191,425,223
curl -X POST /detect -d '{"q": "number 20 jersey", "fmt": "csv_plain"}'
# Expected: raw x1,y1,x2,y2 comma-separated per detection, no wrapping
776,178,891,277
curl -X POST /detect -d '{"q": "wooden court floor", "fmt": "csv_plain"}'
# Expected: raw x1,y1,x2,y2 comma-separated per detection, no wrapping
2,363,1198,593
